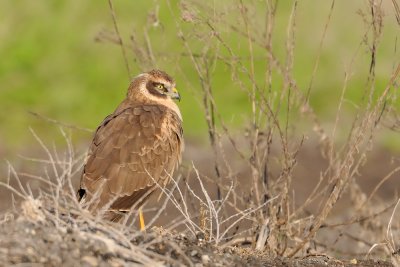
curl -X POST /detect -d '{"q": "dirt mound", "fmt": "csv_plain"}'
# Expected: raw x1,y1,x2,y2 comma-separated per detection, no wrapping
0,199,394,267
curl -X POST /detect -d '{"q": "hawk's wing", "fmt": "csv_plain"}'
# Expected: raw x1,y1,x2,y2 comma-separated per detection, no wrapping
79,105,183,211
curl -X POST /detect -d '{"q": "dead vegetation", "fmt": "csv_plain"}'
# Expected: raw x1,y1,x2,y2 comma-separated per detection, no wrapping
1,0,400,266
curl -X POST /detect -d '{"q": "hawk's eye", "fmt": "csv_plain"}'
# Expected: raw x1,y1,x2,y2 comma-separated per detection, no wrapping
155,83,168,93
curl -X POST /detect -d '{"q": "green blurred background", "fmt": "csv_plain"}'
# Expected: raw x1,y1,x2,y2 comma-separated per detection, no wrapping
1,1,399,157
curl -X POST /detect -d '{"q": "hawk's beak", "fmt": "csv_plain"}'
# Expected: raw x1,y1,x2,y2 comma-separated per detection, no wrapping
170,87,181,101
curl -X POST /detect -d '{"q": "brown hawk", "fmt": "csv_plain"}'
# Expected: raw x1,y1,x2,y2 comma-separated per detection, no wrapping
78,70,183,226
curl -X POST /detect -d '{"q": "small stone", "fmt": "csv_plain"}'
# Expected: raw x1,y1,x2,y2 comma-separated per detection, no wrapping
201,255,210,264
196,232,205,241
350,259,357,264
59,227,67,234
191,250,198,257
26,247,35,255
82,255,98,266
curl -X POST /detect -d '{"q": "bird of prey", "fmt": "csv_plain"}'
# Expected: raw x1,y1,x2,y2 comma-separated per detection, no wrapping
78,70,183,228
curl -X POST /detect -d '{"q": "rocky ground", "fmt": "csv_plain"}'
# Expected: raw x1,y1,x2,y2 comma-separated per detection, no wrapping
0,206,394,267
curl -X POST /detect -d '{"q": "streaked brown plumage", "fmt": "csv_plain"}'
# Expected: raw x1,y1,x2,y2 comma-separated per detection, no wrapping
78,70,183,221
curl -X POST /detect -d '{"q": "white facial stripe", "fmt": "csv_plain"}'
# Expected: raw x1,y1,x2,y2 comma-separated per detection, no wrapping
138,81,182,121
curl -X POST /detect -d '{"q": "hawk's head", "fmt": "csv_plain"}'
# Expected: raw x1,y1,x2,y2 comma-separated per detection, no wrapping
128,69,180,102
